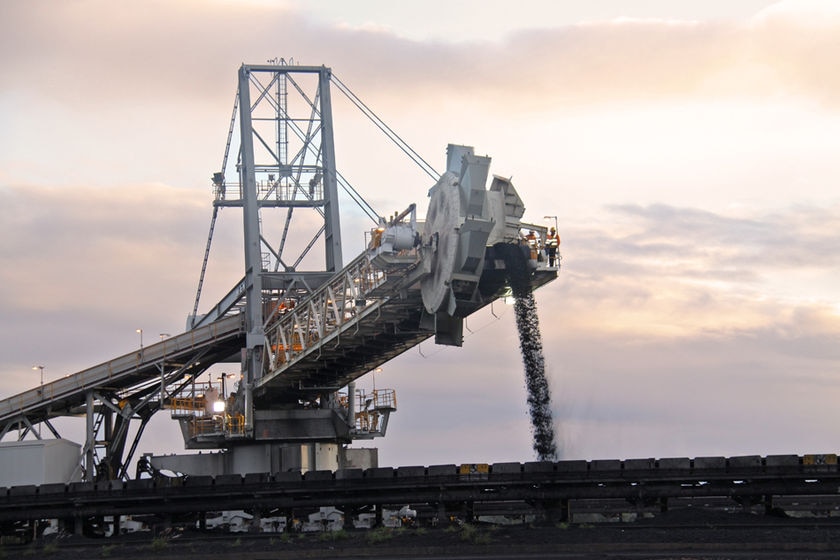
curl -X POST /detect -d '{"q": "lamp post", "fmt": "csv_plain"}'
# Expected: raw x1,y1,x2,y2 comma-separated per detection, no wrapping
372,367,382,394
32,365,45,389
136,328,143,349
31,365,44,437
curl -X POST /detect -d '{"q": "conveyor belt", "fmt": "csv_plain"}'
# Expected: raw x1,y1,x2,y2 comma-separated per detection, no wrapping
253,249,558,403
1,454,839,524
0,314,245,432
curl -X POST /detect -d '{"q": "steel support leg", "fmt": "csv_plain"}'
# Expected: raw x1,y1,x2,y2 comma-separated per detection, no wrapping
85,391,96,482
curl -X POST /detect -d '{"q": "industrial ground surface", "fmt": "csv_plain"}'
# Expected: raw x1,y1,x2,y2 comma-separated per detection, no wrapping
9,509,840,559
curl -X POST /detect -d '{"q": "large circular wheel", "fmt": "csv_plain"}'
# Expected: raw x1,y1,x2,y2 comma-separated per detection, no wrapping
421,173,461,314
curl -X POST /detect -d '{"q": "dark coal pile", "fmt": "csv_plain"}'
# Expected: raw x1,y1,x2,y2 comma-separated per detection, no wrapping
495,243,557,461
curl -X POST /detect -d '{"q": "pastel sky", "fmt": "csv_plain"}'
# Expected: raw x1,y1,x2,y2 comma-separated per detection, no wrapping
2,0,840,468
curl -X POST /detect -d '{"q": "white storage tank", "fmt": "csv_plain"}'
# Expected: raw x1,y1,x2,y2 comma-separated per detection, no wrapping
0,439,82,486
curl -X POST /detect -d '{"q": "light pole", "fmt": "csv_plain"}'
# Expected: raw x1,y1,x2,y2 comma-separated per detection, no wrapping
32,365,45,390
372,367,382,394
31,365,44,437
136,328,143,349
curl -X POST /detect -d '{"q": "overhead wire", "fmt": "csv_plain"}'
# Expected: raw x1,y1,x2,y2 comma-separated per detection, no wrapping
331,73,441,183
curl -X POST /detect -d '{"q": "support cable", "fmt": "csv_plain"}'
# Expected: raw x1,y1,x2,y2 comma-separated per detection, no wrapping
331,73,441,183
191,205,220,325
191,91,240,325
337,171,380,224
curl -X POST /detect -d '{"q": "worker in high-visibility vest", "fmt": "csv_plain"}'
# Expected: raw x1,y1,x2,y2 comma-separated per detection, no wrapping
544,226,561,267
525,230,539,260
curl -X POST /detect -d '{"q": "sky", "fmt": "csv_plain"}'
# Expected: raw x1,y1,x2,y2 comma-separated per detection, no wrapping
2,0,840,470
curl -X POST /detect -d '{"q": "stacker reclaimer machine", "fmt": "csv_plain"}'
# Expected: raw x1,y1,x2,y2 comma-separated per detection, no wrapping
0,62,558,483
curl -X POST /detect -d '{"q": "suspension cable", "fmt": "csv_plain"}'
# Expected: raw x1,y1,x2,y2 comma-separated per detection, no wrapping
331,73,441,183
191,90,240,325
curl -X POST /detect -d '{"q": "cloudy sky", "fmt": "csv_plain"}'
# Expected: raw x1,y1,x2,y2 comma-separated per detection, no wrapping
2,0,840,469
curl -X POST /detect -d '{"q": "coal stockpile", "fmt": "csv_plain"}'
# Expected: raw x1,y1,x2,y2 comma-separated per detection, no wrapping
495,242,558,461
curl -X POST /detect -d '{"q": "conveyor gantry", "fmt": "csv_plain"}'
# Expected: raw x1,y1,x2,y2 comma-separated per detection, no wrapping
0,315,246,480
0,315,245,434
256,245,425,402
254,237,557,404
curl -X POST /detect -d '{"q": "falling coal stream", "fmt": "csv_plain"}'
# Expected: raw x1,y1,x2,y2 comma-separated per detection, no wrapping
496,243,557,461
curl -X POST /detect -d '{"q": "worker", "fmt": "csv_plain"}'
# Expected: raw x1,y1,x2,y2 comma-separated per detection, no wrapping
369,227,384,250
544,226,561,267
525,230,539,260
